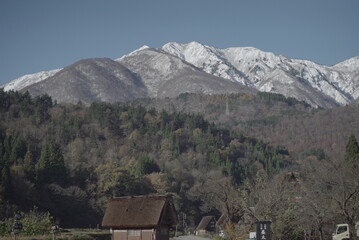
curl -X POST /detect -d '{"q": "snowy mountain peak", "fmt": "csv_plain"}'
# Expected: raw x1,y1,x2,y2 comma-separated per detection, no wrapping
116,45,150,60
162,41,289,86
333,56,359,70
161,41,359,107
163,41,206,51
162,41,217,65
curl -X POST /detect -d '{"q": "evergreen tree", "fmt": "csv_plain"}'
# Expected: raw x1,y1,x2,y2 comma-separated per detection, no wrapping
344,134,359,169
23,149,36,181
0,157,12,198
133,153,160,176
36,141,67,184
34,94,53,124
10,135,27,164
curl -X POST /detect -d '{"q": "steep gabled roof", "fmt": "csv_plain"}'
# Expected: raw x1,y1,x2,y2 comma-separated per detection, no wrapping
102,195,178,229
216,214,230,227
196,216,216,230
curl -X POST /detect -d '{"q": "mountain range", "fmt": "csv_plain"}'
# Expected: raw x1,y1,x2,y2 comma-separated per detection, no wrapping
2,41,359,108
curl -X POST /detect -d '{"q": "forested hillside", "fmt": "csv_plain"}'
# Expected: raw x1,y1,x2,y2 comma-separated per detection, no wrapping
0,89,290,228
134,92,359,160
1,89,358,240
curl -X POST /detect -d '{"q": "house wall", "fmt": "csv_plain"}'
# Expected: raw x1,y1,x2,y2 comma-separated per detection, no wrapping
142,230,153,240
196,230,207,236
114,230,128,240
128,229,142,240
206,219,216,232
113,229,156,240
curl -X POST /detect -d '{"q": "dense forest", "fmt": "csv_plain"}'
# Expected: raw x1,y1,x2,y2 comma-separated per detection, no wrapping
134,92,359,160
0,89,358,240
0,90,290,226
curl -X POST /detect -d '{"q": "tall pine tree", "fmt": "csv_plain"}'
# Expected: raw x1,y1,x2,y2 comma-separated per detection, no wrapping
36,141,67,185
344,134,359,169
0,156,12,198
23,149,36,181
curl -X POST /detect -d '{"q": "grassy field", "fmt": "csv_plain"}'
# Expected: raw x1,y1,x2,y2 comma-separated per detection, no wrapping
0,228,111,240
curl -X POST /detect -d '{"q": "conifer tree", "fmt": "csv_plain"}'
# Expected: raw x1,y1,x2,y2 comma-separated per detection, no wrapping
133,153,160,176
36,141,67,184
344,134,359,168
10,135,27,164
23,149,36,181
0,157,12,198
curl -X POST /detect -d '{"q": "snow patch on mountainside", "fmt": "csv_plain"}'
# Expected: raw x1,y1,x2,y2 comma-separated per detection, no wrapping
2,69,61,91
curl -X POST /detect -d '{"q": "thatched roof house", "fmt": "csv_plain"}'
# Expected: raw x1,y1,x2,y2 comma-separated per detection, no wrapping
216,214,230,229
102,195,178,240
196,216,216,235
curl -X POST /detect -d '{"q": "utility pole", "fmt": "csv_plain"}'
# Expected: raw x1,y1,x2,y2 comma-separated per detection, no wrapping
182,213,187,235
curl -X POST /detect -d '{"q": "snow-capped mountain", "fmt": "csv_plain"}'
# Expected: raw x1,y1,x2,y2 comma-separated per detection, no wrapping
3,69,61,92
115,47,255,98
2,41,358,108
162,41,359,107
332,56,359,99
21,58,148,105
18,49,255,105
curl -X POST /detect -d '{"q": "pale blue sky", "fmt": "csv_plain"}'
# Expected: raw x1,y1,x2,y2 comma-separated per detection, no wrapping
1,0,358,85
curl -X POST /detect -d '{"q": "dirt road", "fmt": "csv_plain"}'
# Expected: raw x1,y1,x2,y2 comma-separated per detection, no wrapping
174,235,212,240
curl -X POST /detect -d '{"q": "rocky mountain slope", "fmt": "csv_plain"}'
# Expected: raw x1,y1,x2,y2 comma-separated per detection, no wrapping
3,69,61,92
19,49,255,104
162,42,359,107
2,41,358,107
116,47,256,98
22,58,148,105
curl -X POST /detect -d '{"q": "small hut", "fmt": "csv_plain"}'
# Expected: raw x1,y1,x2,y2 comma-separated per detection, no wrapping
102,195,178,240
196,216,216,235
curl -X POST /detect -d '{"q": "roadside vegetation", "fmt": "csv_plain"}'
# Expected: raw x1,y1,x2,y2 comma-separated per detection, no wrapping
0,228,110,240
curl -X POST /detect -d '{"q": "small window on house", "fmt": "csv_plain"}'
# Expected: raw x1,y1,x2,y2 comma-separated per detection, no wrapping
128,230,141,236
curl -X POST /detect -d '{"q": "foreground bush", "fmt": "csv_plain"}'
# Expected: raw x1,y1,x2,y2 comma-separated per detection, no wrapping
0,207,52,236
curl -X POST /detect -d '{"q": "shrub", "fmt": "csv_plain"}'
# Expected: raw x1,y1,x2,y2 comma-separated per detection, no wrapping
21,208,53,235
0,218,12,235
0,207,53,236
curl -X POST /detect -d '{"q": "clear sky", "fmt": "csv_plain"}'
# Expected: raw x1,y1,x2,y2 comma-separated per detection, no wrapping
1,0,359,85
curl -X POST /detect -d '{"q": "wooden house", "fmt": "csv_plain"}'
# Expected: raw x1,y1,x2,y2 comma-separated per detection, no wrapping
216,214,230,230
196,216,216,235
102,195,178,240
